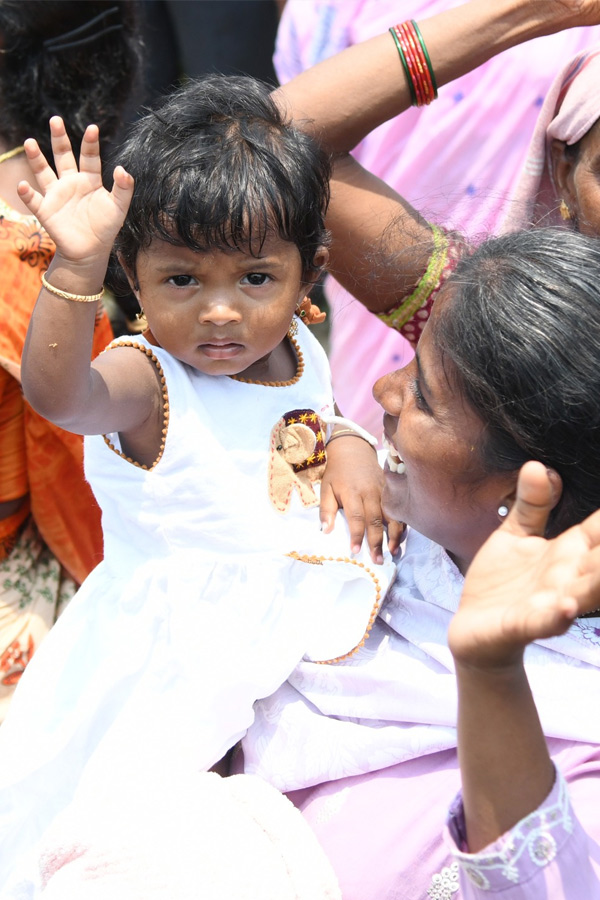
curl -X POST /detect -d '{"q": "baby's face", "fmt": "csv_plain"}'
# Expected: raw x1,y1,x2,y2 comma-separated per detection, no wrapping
131,235,309,380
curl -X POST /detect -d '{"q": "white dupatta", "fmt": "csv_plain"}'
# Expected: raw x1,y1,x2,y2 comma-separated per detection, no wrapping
243,529,600,791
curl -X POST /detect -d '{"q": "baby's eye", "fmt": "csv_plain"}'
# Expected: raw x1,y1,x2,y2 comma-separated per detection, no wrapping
168,274,196,287
242,272,271,286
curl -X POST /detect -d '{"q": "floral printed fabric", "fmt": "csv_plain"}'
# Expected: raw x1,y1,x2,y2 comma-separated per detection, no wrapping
0,518,74,721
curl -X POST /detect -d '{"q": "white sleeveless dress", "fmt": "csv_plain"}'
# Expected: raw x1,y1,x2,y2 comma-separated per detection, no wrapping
0,322,395,895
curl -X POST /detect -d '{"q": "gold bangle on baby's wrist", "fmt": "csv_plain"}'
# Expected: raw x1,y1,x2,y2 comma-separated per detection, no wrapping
322,416,379,449
326,429,376,450
41,271,104,303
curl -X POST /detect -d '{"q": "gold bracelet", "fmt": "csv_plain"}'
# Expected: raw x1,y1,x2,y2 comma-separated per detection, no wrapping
326,429,376,449
41,271,104,303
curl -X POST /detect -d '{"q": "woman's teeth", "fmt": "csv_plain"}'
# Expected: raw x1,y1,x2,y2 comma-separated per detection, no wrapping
383,437,406,474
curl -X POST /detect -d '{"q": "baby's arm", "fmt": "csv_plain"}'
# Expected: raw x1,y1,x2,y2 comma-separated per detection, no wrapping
20,117,156,437
321,429,404,564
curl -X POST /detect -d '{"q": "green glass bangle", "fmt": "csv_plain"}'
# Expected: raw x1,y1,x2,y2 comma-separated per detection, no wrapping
389,26,417,107
411,19,438,98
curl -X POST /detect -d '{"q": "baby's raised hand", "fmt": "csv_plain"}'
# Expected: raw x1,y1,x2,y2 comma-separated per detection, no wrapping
449,461,600,671
17,116,133,268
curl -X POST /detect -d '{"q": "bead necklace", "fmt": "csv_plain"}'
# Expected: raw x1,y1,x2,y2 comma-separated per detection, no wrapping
0,146,25,165
229,334,304,387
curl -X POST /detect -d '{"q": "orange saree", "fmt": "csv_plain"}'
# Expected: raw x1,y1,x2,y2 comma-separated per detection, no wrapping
0,202,111,585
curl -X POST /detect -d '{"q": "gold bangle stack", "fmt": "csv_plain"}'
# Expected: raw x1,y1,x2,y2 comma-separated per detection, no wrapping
41,271,104,303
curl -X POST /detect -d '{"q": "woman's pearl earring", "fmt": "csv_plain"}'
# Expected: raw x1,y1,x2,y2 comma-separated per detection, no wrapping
497,505,509,519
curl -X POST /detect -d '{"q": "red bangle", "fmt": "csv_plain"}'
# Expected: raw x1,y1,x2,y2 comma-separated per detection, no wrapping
398,22,431,105
390,19,438,108
410,19,438,99
392,24,424,106
404,20,435,103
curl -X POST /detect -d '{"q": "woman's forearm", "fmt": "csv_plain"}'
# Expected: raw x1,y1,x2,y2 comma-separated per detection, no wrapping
275,0,599,154
455,658,555,852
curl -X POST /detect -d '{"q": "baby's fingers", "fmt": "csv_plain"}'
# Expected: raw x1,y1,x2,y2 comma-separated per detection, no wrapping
16,179,45,219
23,138,57,194
78,123,102,178
49,115,80,178
363,506,385,565
386,519,406,557
319,481,340,537
346,491,384,564
111,165,135,215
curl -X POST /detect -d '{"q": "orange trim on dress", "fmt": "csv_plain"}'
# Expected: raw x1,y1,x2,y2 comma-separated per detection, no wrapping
285,551,383,664
101,341,170,470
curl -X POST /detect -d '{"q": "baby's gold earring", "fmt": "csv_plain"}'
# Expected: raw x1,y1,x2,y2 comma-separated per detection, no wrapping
287,314,299,338
134,306,148,332
559,199,572,221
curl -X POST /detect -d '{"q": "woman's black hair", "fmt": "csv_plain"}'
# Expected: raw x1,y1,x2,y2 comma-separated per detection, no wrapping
431,227,600,536
114,75,331,279
0,1,143,161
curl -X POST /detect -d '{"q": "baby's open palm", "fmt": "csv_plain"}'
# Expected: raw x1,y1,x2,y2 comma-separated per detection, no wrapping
18,116,134,265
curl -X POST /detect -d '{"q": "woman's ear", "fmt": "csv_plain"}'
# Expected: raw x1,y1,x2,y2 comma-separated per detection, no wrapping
498,467,563,522
550,139,577,217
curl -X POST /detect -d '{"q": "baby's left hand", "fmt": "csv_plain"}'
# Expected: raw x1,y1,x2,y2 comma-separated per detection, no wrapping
320,435,404,564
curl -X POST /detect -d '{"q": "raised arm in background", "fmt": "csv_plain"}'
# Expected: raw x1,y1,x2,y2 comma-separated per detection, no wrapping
274,0,600,314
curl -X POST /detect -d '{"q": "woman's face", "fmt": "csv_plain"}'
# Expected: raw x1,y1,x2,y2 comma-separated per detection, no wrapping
373,300,516,573
554,118,600,236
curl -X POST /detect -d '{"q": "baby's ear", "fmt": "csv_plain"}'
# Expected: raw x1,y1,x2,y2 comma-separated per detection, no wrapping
312,245,329,275
116,252,139,295
302,246,329,289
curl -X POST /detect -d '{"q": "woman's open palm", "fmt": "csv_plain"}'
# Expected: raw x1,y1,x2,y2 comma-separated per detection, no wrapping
449,461,600,670
17,116,134,265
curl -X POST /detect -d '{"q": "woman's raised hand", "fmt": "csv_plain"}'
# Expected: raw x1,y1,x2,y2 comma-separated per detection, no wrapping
449,461,600,671
553,0,600,27
17,116,133,267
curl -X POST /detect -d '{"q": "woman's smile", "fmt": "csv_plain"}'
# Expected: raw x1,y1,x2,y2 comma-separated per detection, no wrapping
373,304,517,572
382,434,405,474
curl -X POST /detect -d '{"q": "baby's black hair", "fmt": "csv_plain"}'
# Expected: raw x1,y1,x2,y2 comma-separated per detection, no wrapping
114,75,331,279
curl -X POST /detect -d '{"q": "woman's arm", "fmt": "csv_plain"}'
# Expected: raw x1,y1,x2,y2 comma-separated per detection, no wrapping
274,0,600,154
275,0,600,315
448,461,600,852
